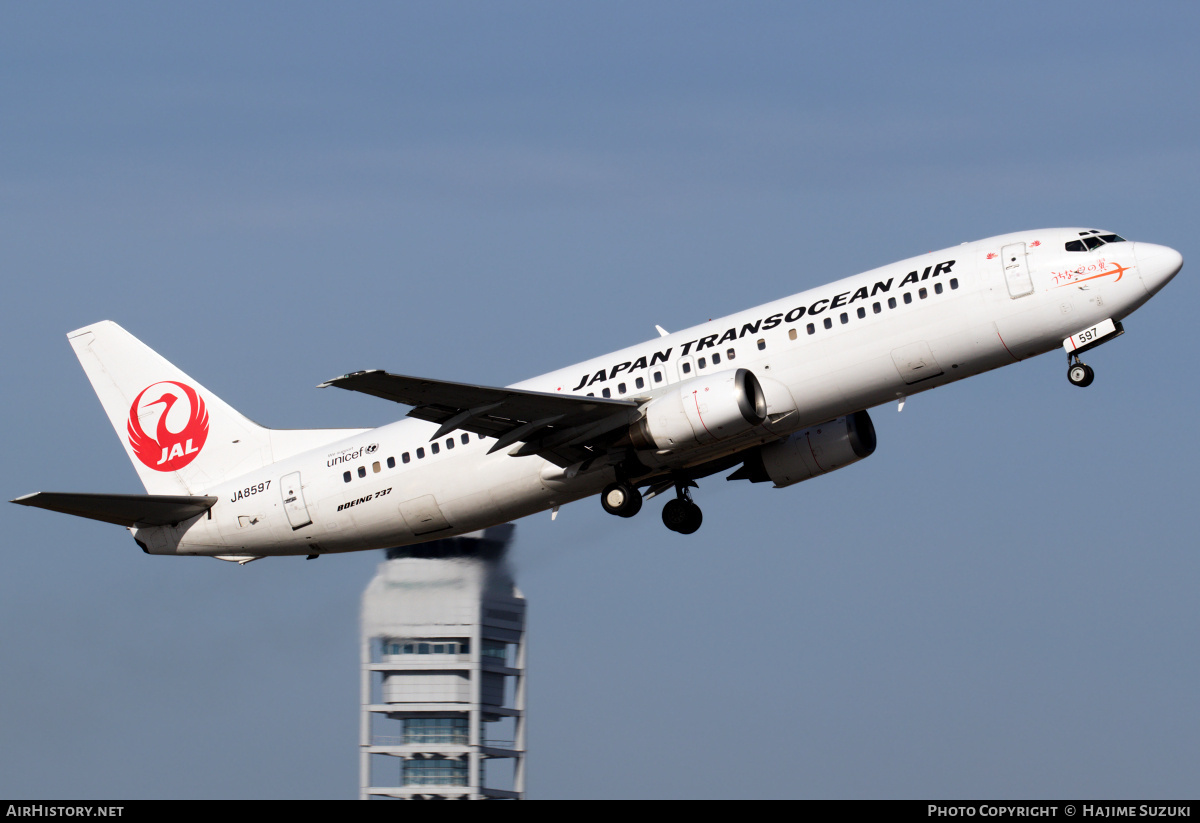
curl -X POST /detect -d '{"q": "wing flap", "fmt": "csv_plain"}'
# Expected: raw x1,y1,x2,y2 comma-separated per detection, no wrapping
11,492,218,527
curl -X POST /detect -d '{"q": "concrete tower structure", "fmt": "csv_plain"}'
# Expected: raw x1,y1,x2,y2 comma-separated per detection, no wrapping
359,524,526,799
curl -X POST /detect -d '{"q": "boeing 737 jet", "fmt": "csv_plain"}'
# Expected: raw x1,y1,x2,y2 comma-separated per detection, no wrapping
12,228,1183,562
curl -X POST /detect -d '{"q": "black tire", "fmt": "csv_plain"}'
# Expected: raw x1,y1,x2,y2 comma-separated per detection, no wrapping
677,501,703,534
1068,363,1095,387
662,498,702,534
662,498,689,531
601,482,642,518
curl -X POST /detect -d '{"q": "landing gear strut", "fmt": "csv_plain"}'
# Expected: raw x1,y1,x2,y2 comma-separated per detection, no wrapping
600,481,642,518
662,481,703,535
1067,353,1095,388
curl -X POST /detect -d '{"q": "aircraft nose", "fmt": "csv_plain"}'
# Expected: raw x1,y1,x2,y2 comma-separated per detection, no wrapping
1135,242,1184,297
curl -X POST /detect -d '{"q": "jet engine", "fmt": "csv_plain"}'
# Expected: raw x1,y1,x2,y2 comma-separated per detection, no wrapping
628,368,767,451
729,410,876,488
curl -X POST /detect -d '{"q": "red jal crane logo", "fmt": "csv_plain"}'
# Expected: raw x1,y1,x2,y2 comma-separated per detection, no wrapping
127,381,210,472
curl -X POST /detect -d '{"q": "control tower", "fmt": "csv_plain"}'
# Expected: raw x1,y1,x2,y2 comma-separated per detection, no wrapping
359,525,526,799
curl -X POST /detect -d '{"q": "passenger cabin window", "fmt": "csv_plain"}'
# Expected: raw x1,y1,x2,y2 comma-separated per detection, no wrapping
788,328,797,340
461,433,469,445
416,447,425,459
950,278,959,290
358,466,366,478
857,307,866,319
697,357,706,369
919,287,927,299
807,323,815,335
823,317,832,329
343,471,351,483
431,442,439,455
618,382,627,393
757,339,766,350
387,456,395,469
726,348,736,360
888,297,897,309
681,362,691,374
935,282,943,294
873,302,881,314
373,461,381,472
602,387,612,397
654,370,663,382
840,312,849,324
635,377,644,389
712,352,721,364
903,293,913,304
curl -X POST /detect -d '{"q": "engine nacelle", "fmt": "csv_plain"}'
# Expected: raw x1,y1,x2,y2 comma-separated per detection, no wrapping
732,410,876,488
629,368,767,451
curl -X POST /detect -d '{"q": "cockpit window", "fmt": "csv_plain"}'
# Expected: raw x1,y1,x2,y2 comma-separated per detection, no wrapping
1066,232,1126,251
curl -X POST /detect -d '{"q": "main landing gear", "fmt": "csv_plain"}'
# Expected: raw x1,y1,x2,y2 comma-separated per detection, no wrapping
1067,353,1095,388
661,482,703,535
600,481,642,518
599,478,704,534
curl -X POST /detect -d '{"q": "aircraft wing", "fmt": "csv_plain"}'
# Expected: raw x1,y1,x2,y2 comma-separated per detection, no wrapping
11,492,218,527
318,370,641,467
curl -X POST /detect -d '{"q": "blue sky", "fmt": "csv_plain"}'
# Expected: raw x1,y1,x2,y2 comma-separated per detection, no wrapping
2,1,1198,799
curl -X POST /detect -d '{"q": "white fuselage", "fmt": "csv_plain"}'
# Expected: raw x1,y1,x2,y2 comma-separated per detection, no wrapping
133,229,1180,557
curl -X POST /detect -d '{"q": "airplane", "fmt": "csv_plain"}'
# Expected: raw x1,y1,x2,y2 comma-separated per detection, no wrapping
11,228,1183,563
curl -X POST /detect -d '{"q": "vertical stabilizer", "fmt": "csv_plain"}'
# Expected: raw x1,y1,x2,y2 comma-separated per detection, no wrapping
68,321,363,495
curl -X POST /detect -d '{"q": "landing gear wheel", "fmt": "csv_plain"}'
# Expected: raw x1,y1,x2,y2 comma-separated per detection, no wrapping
601,482,642,518
1068,362,1095,387
662,498,703,534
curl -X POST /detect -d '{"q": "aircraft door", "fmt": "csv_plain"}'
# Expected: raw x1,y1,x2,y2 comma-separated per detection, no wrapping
280,471,313,530
1000,242,1035,298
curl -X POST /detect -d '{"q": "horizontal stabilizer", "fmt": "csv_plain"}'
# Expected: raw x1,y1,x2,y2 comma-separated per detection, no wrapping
11,492,218,527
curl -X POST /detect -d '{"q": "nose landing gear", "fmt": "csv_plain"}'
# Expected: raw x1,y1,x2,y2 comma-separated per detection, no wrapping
1067,354,1095,388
